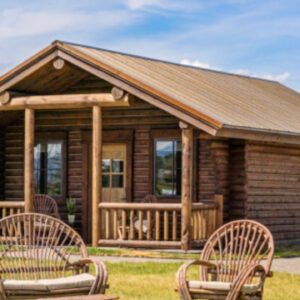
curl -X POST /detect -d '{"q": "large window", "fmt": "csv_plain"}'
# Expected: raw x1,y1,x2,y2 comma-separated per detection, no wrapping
154,140,181,196
34,141,63,197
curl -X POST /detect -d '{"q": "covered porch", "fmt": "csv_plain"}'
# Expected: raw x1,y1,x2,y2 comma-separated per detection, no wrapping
0,88,223,249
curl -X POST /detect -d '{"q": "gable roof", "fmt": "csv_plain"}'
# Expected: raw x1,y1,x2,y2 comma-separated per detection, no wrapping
1,40,300,141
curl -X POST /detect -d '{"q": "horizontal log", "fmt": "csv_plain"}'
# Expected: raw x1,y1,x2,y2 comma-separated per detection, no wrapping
99,202,182,211
0,93,129,110
0,201,24,208
99,202,217,211
53,58,65,70
98,239,181,249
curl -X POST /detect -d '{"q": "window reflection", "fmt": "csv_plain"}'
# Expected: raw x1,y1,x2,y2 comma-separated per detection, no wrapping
154,140,181,196
34,142,62,196
102,159,125,188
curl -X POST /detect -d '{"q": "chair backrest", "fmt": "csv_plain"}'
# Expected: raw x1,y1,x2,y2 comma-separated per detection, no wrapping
200,219,274,282
34,194,60,219
143,194,158,203
0,213,88,280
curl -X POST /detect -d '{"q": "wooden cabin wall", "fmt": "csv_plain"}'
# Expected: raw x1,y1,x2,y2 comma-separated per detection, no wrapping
198,135,230,220
245,142,300,242
228,140,247,220
0,128,4,199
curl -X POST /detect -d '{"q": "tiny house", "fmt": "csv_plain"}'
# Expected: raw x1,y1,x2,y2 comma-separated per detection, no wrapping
0,41,299,249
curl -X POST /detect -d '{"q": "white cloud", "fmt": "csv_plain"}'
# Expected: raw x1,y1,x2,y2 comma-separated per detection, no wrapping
181,59,290,84
232,69,290,83
0,8,138,40
125,0,202,12
180,58,220,70
126,0,162,10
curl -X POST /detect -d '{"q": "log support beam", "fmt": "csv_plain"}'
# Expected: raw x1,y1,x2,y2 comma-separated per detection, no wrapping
180,121,193,251
92,105,102,247
0,93,129,110
24,108,35,212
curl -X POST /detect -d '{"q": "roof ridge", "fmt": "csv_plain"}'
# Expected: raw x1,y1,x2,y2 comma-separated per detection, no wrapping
57,40,279,84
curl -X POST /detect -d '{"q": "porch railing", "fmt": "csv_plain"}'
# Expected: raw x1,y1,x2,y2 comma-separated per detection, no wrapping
0,201,25,219
99,195,223,249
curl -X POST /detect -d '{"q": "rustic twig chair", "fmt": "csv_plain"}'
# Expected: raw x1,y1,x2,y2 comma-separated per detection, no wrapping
176,220,274,300
0,213,108,299
34,194,60,219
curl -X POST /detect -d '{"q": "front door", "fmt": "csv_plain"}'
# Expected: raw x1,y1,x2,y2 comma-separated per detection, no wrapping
101,144,127,238
102,144,127,204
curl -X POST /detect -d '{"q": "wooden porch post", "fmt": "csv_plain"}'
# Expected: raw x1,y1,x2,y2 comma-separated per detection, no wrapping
92,105,102,247
180,121,193,251
24,108,35,212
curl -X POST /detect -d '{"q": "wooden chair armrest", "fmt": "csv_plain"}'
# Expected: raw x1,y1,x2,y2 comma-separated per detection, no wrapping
71,257,108,294
0,279,7,300
176,260,218,300
226,264,266,300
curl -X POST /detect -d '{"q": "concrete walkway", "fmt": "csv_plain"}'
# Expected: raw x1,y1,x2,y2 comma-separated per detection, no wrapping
93,255,300,274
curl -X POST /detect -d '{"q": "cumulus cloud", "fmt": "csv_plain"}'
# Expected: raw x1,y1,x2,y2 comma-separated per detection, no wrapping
181,58,290,83
232,69,290,83
180,58,220,70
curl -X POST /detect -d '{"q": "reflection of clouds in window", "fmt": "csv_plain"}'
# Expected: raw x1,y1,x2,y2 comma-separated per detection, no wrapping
156,141,173,153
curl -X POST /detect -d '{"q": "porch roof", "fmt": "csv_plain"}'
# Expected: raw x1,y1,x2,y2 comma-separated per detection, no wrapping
1,40,300,141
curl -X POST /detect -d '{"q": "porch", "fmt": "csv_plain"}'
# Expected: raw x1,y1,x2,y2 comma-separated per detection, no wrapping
0,195,223,249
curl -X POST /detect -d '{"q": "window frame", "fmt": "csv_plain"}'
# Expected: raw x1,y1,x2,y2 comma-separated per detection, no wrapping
151,129,182,200
34,132,67,204
153,139,182,197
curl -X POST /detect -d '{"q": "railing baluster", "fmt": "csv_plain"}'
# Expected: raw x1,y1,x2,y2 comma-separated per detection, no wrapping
172,211,177,241
129,210,135,240
121,209,127,240
105,210,110,239
155,211,160,241
113,209,118,239
146,210,151,240
164,211,169,241
138,210,143,240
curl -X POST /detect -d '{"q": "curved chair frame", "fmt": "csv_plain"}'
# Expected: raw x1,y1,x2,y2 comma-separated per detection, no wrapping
34,194,61,219
0,213,108,299
177,219,274,300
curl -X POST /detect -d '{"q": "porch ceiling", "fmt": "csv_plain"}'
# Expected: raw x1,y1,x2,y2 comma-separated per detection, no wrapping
10,61,112,95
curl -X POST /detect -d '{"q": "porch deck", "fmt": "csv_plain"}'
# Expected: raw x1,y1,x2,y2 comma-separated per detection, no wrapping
0,195,223,249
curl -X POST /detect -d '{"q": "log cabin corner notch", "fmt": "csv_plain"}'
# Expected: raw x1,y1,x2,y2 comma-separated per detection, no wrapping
0,40,300,248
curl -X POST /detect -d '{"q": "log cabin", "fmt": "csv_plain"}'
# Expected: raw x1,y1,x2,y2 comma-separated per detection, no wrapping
0,40,300,249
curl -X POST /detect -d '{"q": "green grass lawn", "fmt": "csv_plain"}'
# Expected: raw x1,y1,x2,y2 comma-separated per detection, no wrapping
106,262,300,300
86,243,300,259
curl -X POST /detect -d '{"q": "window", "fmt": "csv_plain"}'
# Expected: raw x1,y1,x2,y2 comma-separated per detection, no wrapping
34,141,63,197
102,159,125,188
154,140,181,196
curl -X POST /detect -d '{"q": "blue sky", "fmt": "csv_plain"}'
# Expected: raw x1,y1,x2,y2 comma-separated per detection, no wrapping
0,0,299,91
